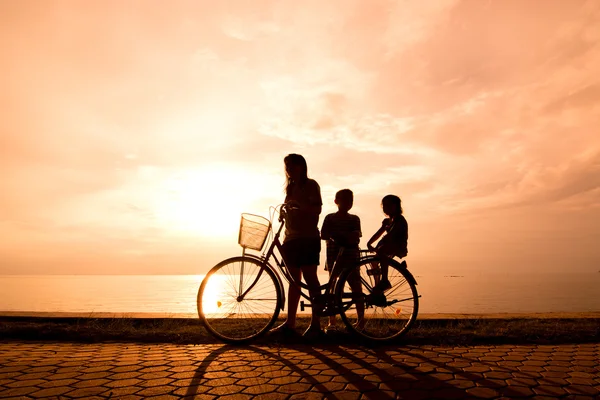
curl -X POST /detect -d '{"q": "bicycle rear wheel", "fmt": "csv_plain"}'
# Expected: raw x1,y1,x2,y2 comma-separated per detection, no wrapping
336,257,419,342
198,256,282,343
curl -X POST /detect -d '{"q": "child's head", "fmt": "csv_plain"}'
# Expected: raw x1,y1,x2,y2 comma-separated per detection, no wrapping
335,189,354,213
381,194,402,217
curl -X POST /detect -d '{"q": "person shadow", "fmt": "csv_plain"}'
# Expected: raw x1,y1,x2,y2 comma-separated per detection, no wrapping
183,343,470,399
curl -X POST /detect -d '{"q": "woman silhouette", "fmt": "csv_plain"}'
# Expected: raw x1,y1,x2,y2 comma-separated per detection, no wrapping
271,154,323,338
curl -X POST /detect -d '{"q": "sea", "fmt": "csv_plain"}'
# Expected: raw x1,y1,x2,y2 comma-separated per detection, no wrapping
2,273,599,316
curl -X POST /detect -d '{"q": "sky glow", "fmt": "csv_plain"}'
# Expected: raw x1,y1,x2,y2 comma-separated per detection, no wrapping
1,0,599,274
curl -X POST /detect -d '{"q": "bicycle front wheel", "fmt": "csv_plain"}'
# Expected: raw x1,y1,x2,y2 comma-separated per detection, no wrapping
336,257,419,342
198,256,282,343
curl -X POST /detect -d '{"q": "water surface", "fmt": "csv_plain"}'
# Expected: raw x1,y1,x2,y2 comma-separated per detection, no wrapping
1,273,599,315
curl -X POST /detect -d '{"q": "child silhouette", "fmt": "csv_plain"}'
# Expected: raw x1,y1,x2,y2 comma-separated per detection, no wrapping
366,194,408,293
321,189,364,331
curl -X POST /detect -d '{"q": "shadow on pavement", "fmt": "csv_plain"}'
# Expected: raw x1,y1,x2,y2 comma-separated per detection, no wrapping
184,344,468,399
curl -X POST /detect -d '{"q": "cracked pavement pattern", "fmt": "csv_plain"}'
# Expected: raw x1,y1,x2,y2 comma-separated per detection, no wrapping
0,342,599,399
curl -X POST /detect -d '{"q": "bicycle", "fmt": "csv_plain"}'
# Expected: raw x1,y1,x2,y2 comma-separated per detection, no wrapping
197,204,420,344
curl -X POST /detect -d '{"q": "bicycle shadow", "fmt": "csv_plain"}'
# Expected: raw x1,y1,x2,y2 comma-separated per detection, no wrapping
372,345,575,398
184,344,469,399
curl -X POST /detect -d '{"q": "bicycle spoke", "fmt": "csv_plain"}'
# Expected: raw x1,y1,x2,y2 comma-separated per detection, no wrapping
337,257,419,342
199,257,281,343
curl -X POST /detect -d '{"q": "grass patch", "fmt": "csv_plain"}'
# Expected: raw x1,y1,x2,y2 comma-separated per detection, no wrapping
408,318,600,345
1,316,598,346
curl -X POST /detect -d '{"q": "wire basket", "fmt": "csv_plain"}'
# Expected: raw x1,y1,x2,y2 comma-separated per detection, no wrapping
238,213,271,251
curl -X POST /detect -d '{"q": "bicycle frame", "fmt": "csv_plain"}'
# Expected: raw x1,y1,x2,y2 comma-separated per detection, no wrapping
198,205,422,345
238,207,321,311
236,206,418,314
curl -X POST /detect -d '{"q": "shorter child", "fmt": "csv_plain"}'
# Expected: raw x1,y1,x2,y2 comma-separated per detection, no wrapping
321,189,363,331
366,194,408,293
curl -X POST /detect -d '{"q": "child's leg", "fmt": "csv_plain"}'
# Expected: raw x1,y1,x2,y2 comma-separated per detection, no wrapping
302,265,322,331
370,261,381,286
328,315,336,327
328,248,344,294
327,255,347,327
374,246,392,292
377,257,392,290
376,247,406,291
371,259,391,294
326,247,349,327
327,264,337,296
380,257,390,285
348,268,364,328
327,265,336,327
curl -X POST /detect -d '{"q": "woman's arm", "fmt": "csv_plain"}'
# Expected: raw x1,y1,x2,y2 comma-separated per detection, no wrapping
304,203,322,217
286,202,322,228
287,180,322,217
306,180,322,217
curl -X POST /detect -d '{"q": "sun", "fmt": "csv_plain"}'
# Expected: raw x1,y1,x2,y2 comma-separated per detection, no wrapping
152,165,277,239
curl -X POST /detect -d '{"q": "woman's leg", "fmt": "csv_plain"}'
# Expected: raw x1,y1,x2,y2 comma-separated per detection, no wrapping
284,266,302,328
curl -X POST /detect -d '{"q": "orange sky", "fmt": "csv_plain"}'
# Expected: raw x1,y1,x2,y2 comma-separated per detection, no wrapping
1,1,599,275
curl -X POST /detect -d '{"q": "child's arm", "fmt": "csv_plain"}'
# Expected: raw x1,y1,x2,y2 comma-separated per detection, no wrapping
345,217,361,245
346,230,361,245
366,226,386,251
350,216,362,245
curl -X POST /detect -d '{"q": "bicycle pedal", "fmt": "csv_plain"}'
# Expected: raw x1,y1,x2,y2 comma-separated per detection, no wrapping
300,301,311,311
368,293,387,307
320,308,336,317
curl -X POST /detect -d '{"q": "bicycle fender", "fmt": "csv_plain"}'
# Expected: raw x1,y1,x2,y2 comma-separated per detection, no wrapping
360,256,418,287
398,261,418,286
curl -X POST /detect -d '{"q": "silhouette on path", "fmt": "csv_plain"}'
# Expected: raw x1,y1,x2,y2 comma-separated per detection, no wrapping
1,341,598,398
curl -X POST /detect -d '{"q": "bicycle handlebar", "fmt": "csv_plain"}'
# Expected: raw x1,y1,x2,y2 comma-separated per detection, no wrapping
277,203,299,222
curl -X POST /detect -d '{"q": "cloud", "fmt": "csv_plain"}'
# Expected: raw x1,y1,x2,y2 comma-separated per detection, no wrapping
2,1,600,273
250,0,600,218
537,151,600,205
220,11,280,41
383,0,459,57
543,84,600,114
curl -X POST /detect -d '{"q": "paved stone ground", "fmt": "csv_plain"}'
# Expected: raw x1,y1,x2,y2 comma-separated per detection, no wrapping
0,341,598,399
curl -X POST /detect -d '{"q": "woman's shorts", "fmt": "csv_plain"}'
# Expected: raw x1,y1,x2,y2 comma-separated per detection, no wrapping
282,237,321,268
